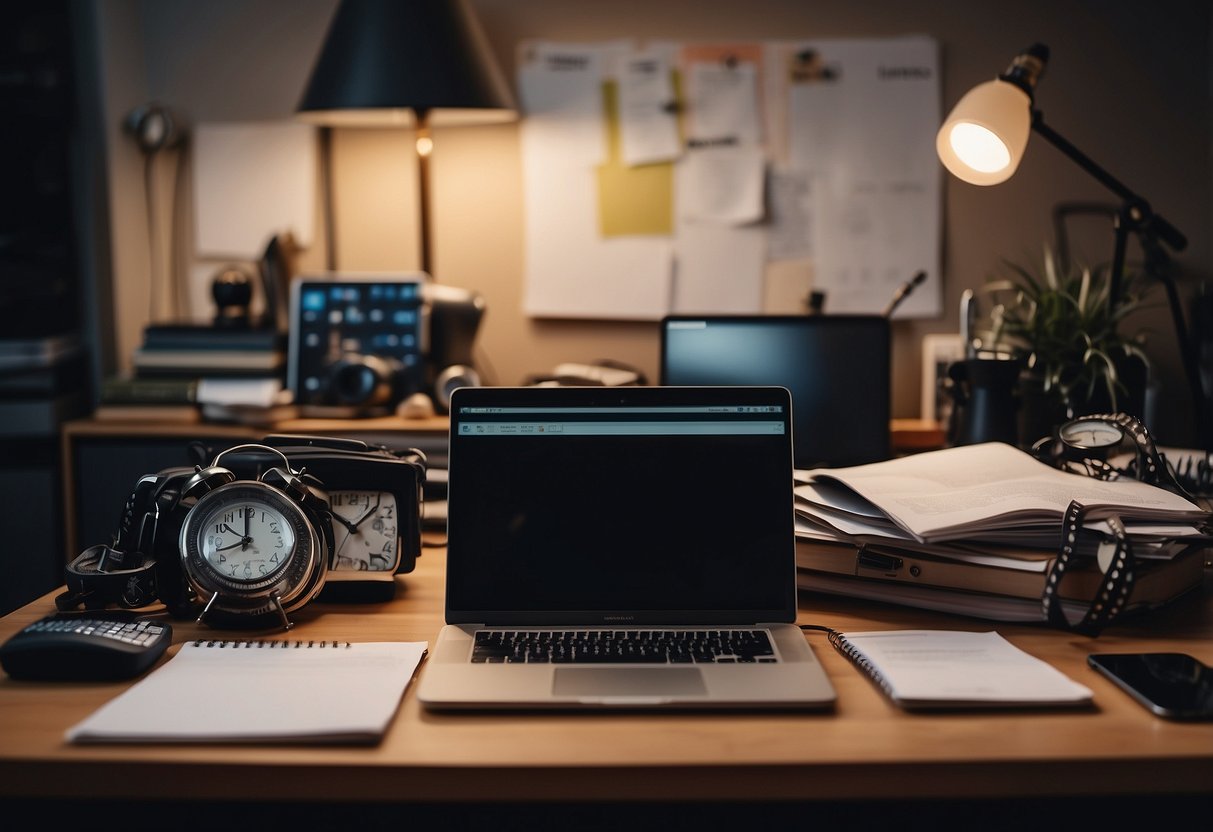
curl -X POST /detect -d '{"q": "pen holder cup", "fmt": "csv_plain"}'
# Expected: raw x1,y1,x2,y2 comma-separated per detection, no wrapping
947,358,1020,447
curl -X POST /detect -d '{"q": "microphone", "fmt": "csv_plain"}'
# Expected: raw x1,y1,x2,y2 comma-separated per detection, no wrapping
883,270,927,318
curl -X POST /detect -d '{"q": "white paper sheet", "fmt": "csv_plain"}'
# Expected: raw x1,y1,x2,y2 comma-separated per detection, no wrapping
192,121,316,259
676,144,765,225
782,37,941,317
685,59,762,146
617,48,682,166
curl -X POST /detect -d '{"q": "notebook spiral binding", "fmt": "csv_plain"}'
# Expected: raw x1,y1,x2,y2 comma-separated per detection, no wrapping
191,639,352,648
826,629,897,701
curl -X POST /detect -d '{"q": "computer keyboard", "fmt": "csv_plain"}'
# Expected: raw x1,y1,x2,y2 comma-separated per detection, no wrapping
471,629,777,664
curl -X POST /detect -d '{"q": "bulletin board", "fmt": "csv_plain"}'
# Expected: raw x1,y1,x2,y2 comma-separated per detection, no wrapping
516,36,942,320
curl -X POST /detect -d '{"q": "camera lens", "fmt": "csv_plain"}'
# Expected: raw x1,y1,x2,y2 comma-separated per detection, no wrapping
329,354,400,406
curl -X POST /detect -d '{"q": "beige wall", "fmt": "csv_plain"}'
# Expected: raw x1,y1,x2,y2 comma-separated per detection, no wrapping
95,0,1212,442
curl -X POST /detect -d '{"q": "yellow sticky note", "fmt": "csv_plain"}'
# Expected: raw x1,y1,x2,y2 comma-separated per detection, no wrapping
596,81,674,237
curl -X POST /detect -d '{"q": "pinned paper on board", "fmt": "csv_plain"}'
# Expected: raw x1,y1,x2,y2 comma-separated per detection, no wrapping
516,36,942,321
680,43,764,147
781,37,942,317
519,40,674,319
597,81,674,237
616,48,682,166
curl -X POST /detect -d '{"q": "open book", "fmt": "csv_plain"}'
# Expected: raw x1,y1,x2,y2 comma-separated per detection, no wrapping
794,443,1211,625
797,442,1209,545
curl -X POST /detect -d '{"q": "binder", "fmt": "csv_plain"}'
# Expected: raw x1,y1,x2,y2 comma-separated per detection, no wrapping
796,536,1206,604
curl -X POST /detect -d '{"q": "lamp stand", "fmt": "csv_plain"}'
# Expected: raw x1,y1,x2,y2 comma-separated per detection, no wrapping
1030,110,1209,448
415,109,433,277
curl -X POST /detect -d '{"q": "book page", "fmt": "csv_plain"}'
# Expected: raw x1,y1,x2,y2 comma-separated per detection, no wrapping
808,442,1206,542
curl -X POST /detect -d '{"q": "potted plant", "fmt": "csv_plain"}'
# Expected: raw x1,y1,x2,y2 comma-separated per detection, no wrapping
975,244,1154,444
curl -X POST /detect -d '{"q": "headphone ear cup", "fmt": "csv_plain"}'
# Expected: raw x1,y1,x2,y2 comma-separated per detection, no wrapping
125,103,184,154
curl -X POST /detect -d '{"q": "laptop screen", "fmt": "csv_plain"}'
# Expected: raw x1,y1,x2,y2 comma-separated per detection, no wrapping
444,386,797,626
660,315,890,469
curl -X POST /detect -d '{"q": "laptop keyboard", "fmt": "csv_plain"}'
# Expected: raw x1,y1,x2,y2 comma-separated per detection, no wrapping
471,629,777,664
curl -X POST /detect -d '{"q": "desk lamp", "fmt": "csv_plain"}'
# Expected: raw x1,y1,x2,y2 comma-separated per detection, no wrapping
296,0,516,276
936,43,1208,448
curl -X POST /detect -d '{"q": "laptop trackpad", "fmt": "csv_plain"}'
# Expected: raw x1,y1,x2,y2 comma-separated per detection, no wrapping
553,667,706,699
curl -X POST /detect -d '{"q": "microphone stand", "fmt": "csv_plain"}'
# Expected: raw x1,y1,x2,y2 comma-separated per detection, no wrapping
1030,110,1209,448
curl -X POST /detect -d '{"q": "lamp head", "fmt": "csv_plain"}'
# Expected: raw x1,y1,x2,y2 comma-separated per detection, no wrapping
296,0,516,128
936,43,1049,186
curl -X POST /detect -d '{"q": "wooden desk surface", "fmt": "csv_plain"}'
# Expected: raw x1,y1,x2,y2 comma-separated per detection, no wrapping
2,539,1210,807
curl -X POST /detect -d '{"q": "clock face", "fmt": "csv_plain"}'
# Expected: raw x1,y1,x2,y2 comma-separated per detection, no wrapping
1059,418,1124,450
329,490,399,572
193,495,296,582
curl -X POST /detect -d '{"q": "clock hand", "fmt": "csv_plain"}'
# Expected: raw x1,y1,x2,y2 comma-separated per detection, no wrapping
350,494,382,530
332,513,359,534
242,507,251,551
216,539,246,552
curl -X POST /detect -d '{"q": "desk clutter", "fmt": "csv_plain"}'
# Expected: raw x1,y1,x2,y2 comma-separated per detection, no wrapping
794,441,1212,633
56,438,425,629
97,271,487,426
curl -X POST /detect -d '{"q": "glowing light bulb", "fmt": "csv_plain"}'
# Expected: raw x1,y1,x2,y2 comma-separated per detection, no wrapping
948,123,1011,174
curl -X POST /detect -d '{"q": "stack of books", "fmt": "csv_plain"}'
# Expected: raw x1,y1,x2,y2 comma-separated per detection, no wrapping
96,324,287,422
131,323,285,378
794,442,1211,624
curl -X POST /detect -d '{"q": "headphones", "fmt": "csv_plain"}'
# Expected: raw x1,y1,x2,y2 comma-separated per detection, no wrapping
125,103,185,154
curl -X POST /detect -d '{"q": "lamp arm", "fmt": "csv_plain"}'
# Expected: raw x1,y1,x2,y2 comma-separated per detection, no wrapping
1030,110,1188,254
1032,110,1208,446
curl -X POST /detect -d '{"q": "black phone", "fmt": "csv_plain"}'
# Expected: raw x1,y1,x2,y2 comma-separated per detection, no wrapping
1087,653,1213,720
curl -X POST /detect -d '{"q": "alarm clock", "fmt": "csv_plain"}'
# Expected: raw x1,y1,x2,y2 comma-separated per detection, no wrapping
175,445,332,630
56,437,427,622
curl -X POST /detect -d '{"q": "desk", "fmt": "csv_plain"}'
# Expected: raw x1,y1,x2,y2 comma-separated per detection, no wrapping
1,542,1210,821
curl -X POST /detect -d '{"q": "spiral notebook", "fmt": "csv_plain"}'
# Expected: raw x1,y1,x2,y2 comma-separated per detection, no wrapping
66,640,427,744
828,629,1093,709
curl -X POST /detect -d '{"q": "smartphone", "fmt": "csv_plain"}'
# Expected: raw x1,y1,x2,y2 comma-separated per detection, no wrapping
1088,653,1213,720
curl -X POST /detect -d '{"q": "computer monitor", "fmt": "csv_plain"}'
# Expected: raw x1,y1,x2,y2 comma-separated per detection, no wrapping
660,315,890,469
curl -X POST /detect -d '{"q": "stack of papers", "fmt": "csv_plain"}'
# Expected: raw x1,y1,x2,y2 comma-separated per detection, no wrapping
794,442,1212,622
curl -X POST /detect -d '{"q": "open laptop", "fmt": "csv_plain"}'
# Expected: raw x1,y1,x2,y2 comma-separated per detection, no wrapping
660,315,890,469
416,385,836,710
